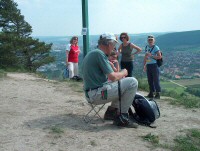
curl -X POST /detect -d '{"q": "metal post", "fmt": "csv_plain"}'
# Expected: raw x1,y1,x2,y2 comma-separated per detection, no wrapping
82,0,89,57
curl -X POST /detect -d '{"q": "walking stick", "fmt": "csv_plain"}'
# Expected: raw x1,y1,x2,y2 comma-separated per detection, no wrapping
118,80,121,115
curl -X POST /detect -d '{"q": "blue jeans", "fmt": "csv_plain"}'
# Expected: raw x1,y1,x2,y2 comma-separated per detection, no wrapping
121,61,134,77
147,64,161,93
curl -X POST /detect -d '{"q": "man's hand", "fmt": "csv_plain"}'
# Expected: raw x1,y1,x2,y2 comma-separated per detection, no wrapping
107,69,128,82
109,61,114,67
122,69,128,77
111,60,118,63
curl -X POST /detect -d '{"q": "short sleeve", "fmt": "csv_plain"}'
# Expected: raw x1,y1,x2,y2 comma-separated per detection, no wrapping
66,44,71,51
97,53,113,75
154,45,160,53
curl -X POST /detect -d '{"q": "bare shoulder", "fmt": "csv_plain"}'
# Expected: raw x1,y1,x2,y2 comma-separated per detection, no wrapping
130,43,137,48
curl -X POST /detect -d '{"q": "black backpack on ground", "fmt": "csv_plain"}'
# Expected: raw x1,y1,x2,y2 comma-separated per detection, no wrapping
129,93,160,128
145,45,163,67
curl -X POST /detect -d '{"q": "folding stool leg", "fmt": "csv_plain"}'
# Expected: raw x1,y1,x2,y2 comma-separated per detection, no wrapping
84,104,105,123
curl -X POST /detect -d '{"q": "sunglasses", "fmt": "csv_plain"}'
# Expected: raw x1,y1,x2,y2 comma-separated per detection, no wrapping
73,38,78,40
121,36,126,39
148,39,153,41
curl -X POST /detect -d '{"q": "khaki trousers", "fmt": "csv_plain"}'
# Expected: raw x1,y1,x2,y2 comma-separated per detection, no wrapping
86,77,138,113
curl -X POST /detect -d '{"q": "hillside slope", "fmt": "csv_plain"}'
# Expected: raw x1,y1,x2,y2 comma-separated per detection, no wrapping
156,30,200,51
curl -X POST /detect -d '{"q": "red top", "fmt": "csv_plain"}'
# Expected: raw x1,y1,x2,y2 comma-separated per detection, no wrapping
67,45,80,63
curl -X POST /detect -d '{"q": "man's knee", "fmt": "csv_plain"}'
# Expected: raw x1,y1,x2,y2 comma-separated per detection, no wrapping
121,77,138,89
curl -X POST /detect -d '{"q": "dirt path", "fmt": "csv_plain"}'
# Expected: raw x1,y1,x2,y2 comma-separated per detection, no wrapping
169,80,187,88
0,73,199,151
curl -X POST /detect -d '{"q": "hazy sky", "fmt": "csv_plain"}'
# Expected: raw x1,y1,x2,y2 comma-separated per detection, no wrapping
15,0,200,36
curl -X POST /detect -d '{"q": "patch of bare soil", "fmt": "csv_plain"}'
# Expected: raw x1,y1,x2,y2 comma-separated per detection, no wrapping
0,73,199,151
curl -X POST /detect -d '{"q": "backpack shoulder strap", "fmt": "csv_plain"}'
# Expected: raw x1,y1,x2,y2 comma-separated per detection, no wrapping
145,45,148,52
150,45,155,53
148,124,157,128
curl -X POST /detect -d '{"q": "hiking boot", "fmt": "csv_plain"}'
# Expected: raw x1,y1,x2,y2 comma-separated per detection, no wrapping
104,106,118,120
113,113,138,128
146,92,154,99
154,92,160,99
70,76,77,80
75,75,83,81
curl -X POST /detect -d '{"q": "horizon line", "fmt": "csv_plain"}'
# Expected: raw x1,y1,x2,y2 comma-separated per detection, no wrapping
32,29,200,37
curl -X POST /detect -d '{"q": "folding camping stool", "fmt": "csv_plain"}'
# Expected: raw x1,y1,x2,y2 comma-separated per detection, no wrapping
84,103,106,123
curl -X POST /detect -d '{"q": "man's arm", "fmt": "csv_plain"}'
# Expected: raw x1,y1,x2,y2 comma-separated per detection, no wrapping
115,61,120,72
107,69,128,82
109,61,118,72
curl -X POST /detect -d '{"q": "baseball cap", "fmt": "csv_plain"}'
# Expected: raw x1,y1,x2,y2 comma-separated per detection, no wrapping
148,35,155,39
100,33,119,43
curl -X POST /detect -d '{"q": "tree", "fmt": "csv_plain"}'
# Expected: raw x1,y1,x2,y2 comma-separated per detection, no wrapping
0,32,18,67
0,0,54,71
0,0,19,67
18,37,54,71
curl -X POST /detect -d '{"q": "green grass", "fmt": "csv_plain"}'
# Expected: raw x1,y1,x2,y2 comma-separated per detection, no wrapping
90,140,97,147
67,80,83,93
50,126,64,134
174,79,200,86
0,69,7,78
141,133,159,145
161,81,185,94
190,84,200,88
173,129,200,151
142,129,200,151
138,78,200,108
4,66,29,73
36,71,48,79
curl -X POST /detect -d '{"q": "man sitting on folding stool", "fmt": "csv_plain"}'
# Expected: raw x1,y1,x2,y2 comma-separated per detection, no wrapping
82,33,138,128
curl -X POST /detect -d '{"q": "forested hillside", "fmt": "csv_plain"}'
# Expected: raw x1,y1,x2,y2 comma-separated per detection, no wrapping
156,30,200,51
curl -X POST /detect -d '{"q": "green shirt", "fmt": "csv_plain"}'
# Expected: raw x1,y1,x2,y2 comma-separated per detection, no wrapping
121,43,133,62
82,49,114,90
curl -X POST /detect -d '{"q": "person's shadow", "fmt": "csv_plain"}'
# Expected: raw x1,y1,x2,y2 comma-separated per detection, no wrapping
24,113,120,132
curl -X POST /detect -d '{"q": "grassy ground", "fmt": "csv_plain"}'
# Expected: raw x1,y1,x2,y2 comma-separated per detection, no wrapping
174,78,200,86
138,78,200,108
63,79,83,93
0,69,7,78
173,129,200,151
161,81,185,94
142,129,200,151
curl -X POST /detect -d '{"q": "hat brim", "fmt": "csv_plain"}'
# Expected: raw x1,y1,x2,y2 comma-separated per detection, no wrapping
110,39,119,43
114,39,119,43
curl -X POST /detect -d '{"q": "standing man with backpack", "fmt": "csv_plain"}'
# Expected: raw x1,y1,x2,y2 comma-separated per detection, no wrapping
82,33,138,128
143,35,162,99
